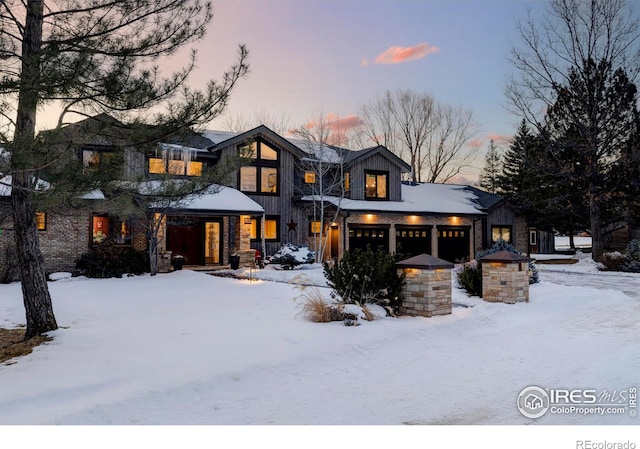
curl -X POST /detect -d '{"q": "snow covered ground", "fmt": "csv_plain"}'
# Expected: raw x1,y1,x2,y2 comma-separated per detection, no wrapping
1,258,639,446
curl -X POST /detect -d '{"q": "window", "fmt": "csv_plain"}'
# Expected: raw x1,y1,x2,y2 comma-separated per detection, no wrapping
491,226,512,243
148,157,202,176
239,140,279,194
344,172,350,192
35,212,46,231
83,149,115,172
249,216,280,241
91,215,133,245
304,172,316,184
365,171,388,200
309,220,322,235
529,230,538,246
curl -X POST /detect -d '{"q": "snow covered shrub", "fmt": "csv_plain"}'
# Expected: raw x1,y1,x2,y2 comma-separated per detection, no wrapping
621,240,640,273
598,251,626,272
323,246,405,316
456,260,482,297
267,244,315,269
297,288,344,323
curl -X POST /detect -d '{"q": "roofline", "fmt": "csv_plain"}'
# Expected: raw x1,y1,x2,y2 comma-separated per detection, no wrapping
207,125,304,157
346,145,412,173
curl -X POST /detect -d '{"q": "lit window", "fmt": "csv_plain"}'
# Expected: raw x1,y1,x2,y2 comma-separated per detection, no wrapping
365,171,388,199
240,167,257,192
35,212,46,230
149,156,202,176
261,167,278,193
249,216,279,241
344,172,350,192
305,172,316,184
92,215,110,244
264,219,278,240
310,220,322,235
492,226,512,243
239,140,279,195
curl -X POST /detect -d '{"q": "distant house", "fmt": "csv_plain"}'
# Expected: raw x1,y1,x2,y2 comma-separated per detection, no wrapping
0,116,540,275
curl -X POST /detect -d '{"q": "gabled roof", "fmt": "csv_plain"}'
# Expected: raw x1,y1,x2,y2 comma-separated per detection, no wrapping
204,125,304,158
463,185,503,210
344,145,412,173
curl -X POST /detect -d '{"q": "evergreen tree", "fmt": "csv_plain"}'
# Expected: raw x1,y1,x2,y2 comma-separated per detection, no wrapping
478,139,501,193
0,1,249,338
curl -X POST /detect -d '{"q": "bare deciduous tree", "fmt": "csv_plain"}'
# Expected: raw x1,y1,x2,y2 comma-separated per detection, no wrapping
506,0,640,260
360,89,478,183
289,114,348,262
0,0,248,338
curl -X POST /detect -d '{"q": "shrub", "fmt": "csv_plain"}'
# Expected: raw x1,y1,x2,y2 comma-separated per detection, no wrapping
621,240,640,273
323,246,405,316
268,243,315,269
0,244,19,284
600,240,640,273
456,260,482,297
598,251,626,272
75,239,149,278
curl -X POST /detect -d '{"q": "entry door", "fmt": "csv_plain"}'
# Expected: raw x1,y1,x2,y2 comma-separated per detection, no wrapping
330,225,339,259
205,221,222,264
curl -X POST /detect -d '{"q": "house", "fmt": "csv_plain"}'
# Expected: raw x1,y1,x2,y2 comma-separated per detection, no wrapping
0,116,537,275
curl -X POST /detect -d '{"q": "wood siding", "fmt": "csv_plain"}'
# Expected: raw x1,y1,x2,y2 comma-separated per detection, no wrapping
348,153,403,201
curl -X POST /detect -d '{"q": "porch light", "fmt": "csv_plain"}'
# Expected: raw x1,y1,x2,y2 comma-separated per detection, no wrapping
449,216,460,225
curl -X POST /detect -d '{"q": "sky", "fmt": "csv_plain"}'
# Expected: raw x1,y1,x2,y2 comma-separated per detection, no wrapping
172,0,549,179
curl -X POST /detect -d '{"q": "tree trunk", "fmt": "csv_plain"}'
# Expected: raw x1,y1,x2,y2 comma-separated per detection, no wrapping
590,194,604,261
11,0,58,339
149,234,159,276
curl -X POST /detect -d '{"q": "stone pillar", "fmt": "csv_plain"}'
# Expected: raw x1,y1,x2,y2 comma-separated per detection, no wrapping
480,250,530,304
396,253,454,317
158,250,173,273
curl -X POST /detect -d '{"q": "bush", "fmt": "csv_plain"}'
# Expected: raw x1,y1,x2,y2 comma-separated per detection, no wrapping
268,243,315,269
598,251,626,272
456,260,482,297
600,240,640,273
75,239,149,278
0,244,19,284
323,246,405,315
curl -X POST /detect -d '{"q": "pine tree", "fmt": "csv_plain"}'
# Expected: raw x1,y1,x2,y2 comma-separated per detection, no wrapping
478,140,501,193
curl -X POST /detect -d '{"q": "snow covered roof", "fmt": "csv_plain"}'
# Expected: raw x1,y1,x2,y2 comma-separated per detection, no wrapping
176,185,264,213
302,183,488,215
0,176,50,197
202,130,240,145
131,180,264,214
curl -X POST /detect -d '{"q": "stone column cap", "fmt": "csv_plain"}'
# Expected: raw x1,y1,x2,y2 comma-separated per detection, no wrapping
396,253,454,270
479,250,530,263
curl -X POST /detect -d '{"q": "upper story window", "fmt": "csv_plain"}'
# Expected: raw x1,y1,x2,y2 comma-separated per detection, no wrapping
148,146,203,177
365,170,388,200
344,172,350,192
304,172,316,184
83,149,115,172
240,140,279,195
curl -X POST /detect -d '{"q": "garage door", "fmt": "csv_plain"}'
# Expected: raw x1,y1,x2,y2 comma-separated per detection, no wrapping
437,226,470,263
396,226,432,257
348,226,389,253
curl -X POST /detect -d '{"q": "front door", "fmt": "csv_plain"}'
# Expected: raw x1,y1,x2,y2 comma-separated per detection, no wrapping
167,222,202,265
205,221,222,264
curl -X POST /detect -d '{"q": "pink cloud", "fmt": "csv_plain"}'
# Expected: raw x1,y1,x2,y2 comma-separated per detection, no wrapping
374,43,440,65
291,114,364,146
467,138,485,149
487,133,512,146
